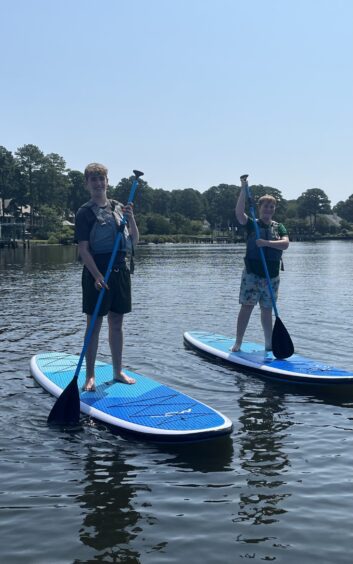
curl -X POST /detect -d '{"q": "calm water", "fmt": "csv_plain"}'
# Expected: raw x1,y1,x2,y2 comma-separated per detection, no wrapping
1,241,352,564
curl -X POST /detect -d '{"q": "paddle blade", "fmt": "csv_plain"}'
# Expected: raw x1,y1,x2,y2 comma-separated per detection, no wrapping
47,377,80,426
272,317,294,359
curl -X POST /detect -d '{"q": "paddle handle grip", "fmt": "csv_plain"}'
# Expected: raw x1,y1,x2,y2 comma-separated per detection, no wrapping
242,176,279,317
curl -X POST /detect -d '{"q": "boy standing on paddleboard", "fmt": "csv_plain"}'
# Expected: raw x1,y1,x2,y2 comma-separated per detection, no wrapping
232,176,289,352
75,163,139,391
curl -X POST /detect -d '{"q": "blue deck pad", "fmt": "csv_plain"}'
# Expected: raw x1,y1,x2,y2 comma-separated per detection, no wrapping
33,353,228,432
85,388,224,431
185,331,353,382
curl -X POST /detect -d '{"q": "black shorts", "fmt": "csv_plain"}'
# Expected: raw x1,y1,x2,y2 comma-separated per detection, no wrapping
82,265,132,316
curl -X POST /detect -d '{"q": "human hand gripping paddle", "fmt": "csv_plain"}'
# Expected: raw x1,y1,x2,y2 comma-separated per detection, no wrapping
47,170,144,426
240,174,294,359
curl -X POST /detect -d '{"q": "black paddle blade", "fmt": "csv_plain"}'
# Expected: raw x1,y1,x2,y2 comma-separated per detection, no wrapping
47,377,80,426
272,317,294,360
133,170,144,178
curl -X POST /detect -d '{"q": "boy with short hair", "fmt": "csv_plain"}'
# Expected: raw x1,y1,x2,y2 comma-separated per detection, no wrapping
232,177,289,352
75,163,139,390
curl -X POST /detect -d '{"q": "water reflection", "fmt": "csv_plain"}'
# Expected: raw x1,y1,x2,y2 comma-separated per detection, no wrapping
233,379,292,558
0,244,77,272
73,426,234,563
154,434,234,473
75,434,145,563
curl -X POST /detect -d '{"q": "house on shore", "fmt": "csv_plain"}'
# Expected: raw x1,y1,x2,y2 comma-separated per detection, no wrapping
0,199,29,246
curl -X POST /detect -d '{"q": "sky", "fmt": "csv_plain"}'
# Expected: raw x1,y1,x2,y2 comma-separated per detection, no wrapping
1,0,352,205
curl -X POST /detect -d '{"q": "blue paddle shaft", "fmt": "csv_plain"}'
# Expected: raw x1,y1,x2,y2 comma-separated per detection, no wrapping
73,176,140,380
245,184,279,317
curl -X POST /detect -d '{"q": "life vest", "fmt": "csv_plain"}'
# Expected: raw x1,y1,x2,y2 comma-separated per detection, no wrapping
80,199,134,271
245,219,283,264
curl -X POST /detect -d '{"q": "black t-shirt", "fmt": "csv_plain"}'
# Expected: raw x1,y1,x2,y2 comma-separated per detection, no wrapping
74,206,96,244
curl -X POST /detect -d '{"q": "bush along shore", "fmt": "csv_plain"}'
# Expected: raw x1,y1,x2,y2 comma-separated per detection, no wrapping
2,230,353,251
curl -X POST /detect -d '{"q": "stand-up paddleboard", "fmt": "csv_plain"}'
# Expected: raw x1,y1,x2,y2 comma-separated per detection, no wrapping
184,331,353,385
30,353,232,442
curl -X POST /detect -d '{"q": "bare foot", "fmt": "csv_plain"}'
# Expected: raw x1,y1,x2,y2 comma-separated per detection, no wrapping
231,342,241,352
83,376,96,391
113,371,136,385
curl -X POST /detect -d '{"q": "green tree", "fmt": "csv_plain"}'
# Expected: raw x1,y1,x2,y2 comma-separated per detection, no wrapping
169,212,191,234
34,204,62,239
183,219,204,235
297,188,331,231
170,188,204,220
38,153,69,209
67,170,87,213
111,177,131,203
145,213,171,234
285,217,311,238
152,188,171,215
15,144,45,228
0,146,18,215
339,218,352,232
202,184,239,230
333,195,353,223
315,215,331,234
112,176,153,213
134,213,148,235
285,199,298,219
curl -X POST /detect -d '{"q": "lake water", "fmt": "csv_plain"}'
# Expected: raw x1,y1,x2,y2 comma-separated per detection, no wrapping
1,240,352,564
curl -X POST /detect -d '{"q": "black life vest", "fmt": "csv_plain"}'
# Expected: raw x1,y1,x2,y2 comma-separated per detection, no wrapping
245,219,283,263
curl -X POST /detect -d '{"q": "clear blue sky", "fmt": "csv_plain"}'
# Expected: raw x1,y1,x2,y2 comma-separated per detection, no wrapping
1,0,352,205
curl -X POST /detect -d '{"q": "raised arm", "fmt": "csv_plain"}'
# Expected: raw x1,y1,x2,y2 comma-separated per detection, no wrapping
235,176,249,225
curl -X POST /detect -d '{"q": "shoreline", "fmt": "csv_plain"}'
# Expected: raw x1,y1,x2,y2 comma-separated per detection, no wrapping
1,233,353,249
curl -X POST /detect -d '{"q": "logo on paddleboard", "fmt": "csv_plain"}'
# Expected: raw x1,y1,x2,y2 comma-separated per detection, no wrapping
151,408,192,418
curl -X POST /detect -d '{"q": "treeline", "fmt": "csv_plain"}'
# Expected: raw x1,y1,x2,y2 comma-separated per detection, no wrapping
1,144,353,240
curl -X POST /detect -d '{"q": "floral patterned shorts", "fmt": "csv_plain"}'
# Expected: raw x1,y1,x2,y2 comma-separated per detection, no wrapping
239,269,280,308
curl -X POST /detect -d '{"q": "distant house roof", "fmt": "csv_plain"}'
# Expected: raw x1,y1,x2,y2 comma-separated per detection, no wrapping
0,198,31,216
